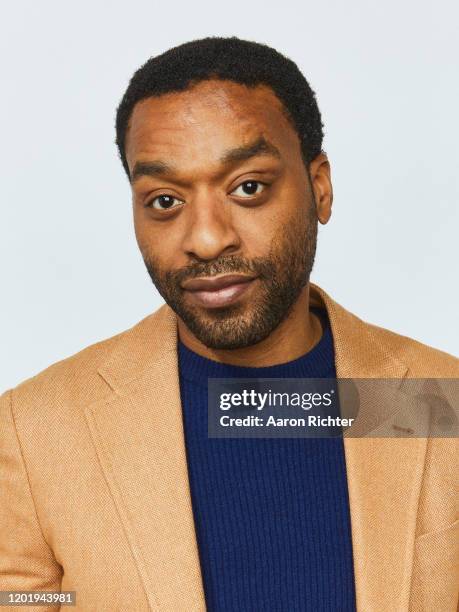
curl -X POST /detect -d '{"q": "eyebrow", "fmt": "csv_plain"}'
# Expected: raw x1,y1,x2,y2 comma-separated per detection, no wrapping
130,136,282,184
131,160,173,183
219,136,281,164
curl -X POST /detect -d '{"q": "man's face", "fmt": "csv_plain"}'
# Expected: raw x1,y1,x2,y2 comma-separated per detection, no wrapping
125,79,321,350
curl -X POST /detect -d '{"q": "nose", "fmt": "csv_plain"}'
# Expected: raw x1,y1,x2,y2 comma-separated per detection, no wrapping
181,189,241,261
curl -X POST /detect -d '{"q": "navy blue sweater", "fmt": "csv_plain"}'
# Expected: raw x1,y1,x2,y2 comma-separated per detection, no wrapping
177,308,356,611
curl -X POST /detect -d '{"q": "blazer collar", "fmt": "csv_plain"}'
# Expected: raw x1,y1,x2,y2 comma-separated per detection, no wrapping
85,282,427,611
98,282,409,392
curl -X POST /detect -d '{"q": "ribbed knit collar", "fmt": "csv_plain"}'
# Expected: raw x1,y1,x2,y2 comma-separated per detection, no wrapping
177,307,335,388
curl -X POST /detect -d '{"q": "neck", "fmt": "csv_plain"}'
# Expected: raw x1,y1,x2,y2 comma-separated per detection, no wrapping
177,284,322,367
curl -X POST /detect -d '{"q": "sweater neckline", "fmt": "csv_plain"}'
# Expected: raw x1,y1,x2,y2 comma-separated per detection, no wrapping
177,307,335,387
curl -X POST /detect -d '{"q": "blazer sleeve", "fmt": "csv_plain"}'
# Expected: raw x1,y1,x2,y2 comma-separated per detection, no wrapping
0,388,63,605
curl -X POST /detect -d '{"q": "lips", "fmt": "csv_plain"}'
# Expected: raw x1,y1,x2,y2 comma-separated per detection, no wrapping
182,274,255,291
181,274,258,308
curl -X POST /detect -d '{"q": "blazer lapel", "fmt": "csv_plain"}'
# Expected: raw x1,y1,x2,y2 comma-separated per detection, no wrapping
84,283,429,612
312,284,429,611
84,306,206,611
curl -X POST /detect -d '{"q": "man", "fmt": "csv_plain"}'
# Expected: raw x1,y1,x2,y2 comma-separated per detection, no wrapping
0,37,457,612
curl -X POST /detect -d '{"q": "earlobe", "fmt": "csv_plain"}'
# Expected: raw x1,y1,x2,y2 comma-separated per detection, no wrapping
309,152,333,225
316,189,333,225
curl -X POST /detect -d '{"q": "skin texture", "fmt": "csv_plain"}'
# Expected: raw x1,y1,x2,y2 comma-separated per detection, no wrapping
125,79,333,366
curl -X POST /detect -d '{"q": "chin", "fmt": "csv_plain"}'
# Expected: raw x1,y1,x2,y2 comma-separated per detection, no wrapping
189,318,274,351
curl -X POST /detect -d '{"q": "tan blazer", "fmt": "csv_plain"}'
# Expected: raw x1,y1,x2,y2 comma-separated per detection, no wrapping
1,283,458,611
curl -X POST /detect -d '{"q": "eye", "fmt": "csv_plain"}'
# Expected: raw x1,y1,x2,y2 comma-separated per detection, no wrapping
148,194,184,210
231,180,266,197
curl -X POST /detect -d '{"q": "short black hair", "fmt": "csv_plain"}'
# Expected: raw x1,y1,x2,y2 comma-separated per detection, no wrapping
115,36,324,179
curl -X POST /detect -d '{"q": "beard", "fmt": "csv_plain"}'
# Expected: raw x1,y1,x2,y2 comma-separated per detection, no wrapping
142,201,318,350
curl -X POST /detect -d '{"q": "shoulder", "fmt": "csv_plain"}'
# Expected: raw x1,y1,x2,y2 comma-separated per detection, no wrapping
312,283,458,378
361,319,459,377
311,282,458,378
1,308,166,417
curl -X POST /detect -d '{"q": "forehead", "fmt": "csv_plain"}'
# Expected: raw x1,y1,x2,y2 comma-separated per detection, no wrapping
125,80,300,172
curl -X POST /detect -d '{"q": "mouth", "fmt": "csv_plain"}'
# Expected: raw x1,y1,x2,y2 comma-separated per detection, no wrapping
181,274,258,309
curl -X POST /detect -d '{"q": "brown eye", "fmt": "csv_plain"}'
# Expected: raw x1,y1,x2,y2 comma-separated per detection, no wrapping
231,181,266,197
149,194,184,210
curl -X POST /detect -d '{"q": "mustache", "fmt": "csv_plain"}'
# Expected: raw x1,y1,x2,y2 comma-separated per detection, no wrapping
163,255,274,285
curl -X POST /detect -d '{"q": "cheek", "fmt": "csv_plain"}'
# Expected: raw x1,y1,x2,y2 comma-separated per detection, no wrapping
133,214,182,272
132,212,150,256
233,207,286,257
133,213,158,259
233,179,308,253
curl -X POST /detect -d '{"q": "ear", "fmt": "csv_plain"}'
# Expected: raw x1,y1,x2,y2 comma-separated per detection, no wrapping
309,152,333,225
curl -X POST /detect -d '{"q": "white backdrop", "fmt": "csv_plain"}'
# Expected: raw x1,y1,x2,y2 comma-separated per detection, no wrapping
1,0,458,392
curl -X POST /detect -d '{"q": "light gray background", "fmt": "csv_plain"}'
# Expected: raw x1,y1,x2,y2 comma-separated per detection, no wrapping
1,1,458,392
